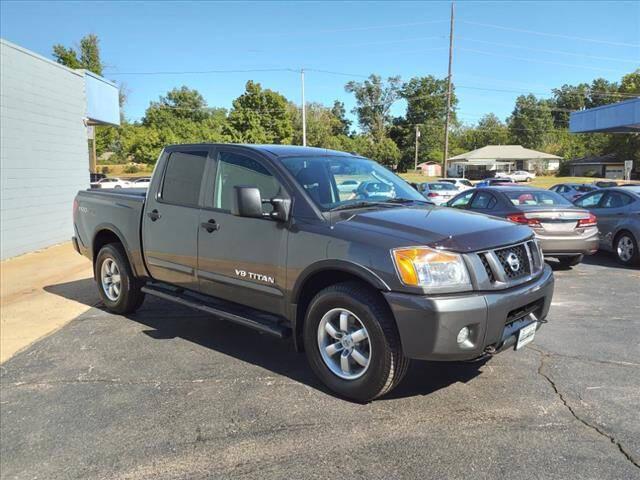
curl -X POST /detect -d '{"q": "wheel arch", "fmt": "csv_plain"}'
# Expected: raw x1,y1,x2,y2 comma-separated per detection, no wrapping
290,261,391,352
92,225,136,279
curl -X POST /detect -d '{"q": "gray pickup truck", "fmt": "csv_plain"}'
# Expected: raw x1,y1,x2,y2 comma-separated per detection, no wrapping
73,144,554,401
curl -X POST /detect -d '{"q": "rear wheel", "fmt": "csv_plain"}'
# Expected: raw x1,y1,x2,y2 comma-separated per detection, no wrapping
614,232,639,266
95,243,145,314
303,282,409,402
558,254,583,267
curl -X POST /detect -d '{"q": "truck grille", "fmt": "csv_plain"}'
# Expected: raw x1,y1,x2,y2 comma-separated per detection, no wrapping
473,240,542,288
495,244,531,279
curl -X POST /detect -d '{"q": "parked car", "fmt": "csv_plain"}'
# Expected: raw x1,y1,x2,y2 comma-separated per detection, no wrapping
573,186,640,266
496,171,535,182
437,178,474,191
476,177,517,188
353,180,395,199
593,180,618,188
417,182,460,205
549,183,599,202
133,177,152,188
337,179,361,194
447,186,599,267
90,172,106,183
90,177,132,189
73,144,553,402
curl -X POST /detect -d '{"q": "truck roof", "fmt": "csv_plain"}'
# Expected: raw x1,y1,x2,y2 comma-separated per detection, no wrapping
164,143,358,158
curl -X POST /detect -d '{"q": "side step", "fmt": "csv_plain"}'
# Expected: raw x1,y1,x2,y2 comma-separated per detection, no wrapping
141,283,291,339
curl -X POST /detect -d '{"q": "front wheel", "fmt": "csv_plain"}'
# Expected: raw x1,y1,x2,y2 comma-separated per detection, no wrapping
615,232,639,266
303,282,409,402
95,243,145,314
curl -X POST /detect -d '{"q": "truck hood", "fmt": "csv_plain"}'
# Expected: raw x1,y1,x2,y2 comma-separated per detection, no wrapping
334,206,533,252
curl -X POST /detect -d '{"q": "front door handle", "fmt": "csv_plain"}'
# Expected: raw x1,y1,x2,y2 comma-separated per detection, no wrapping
201,219,219,233
147,209,161,221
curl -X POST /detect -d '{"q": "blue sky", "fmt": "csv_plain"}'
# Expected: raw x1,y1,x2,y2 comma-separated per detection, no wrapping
1,1,638,127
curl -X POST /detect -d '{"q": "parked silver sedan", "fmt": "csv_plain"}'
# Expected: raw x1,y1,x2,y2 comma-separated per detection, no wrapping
447,186,599,267
417,182,459,205
573,186,640,266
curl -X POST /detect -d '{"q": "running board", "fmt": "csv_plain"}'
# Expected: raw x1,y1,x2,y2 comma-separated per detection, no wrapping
141,283,291,339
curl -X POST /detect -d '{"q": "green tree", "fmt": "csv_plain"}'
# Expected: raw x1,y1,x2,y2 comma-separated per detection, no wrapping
455,114,510,152
551,83,589,128
345,74,402,141
508,95,554,150
289,102,344,148
226,81,293,144
619,69,640,95
143,86,212,126
331,100,352,136
52,34,103,75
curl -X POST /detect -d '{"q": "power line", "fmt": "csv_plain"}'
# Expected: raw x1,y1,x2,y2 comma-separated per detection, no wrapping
459,20,640,48
457,36,640,64
458,47,629,73
109,68,299,76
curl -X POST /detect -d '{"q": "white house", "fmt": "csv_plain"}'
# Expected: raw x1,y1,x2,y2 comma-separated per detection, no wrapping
447,145,561,178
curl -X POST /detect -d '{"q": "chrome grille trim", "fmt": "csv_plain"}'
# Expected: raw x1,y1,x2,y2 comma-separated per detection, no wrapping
468,240,544,290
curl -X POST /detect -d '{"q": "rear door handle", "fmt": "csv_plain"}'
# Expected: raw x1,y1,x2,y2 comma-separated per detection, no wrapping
147,209,161,221
201,219,219,233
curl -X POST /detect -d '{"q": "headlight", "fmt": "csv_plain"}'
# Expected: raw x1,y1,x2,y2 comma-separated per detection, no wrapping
391,246,471,291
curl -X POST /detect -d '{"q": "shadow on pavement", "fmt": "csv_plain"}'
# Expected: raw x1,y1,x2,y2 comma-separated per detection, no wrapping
546,251,636,272
45,278,486,401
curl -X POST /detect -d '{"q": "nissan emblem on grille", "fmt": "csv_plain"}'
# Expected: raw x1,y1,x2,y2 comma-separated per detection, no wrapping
506,252,521,272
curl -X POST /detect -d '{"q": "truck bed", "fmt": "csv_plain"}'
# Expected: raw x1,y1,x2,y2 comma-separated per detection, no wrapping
74,188,148,277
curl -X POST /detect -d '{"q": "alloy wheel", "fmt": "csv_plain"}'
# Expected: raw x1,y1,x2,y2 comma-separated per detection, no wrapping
317,308,371,380
101,258,122,301
617,235,634,263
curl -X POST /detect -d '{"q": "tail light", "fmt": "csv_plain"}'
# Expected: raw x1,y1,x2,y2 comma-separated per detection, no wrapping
427,192,439,198
578,213,597,227
73,199,79,220
507,213,540,227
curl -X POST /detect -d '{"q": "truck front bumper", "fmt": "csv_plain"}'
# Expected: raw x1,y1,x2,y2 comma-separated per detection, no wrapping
383,264,554,361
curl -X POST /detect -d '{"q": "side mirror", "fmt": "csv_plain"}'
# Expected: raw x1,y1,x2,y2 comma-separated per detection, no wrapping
231,186,291,222
231,186,263,218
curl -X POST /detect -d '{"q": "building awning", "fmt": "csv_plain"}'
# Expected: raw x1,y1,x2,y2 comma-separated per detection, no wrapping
570,97,639,133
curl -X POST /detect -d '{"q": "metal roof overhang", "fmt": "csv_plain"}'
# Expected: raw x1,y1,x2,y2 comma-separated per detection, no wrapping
570,97,640,133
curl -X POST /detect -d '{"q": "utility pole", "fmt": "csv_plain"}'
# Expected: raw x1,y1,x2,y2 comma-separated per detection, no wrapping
301,68,307,147
443,1,455,178
414,125,420,171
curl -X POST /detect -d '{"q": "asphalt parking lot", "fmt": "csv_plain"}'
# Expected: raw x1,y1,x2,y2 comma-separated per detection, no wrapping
1,253,639,480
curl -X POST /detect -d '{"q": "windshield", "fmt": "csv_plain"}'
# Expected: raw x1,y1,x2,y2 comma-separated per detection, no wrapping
504,190,572,206
280,155,426,210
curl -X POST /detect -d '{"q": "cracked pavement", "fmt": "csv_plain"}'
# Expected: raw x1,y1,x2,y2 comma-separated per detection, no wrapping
1,253,639,479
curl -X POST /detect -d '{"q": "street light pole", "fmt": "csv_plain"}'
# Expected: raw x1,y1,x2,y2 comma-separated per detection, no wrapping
443,1,455,178
301,68,307,147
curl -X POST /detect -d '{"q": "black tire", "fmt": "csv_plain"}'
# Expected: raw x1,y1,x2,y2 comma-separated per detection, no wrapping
95,243,145,314
303,282,409,402
558,254,583,267
614,231,639,266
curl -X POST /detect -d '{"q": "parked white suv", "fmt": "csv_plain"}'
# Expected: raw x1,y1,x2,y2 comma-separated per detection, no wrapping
496,170,535,182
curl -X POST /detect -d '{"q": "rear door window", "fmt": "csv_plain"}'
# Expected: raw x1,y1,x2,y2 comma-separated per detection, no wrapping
601,192,633,208
470,191,497,209
161,151,208,206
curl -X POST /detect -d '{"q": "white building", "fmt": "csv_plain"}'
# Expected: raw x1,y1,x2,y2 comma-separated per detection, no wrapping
1,39,120,259
447,145,561,179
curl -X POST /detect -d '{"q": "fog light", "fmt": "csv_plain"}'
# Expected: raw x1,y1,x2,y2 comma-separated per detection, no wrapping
457,326,470,344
